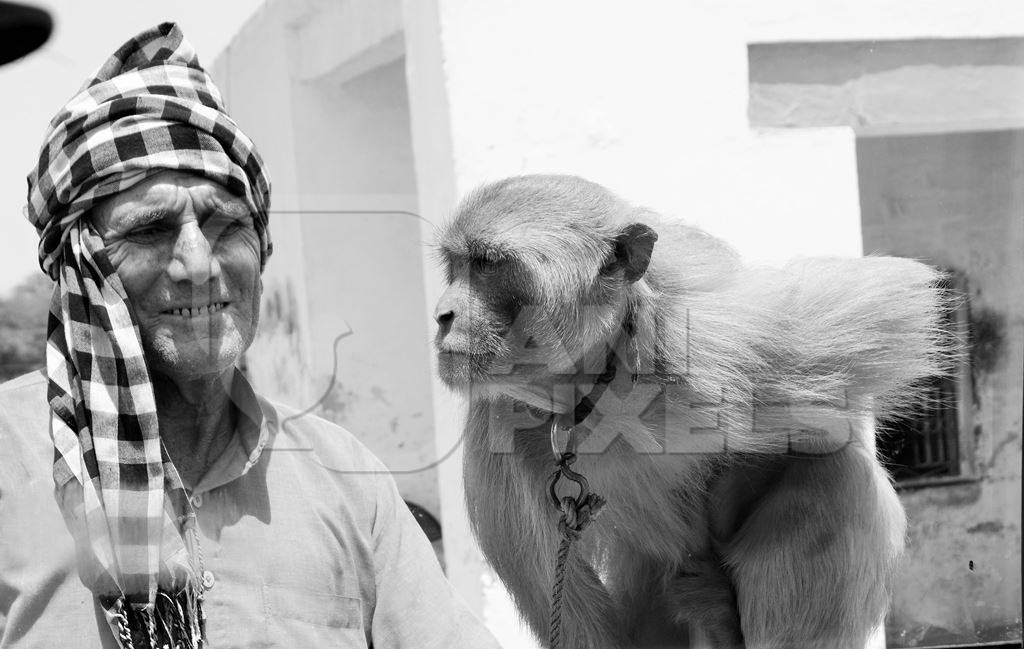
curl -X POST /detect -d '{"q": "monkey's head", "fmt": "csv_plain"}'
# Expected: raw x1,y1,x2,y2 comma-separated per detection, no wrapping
434,175,658,392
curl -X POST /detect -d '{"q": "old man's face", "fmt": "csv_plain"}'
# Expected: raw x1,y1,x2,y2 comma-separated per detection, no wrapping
89,170,262,383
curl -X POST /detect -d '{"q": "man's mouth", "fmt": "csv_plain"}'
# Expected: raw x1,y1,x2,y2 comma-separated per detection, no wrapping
161,302,230,318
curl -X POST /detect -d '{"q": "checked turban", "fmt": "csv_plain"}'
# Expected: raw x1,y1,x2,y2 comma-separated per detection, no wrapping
26,21,271,276
24,22,271,649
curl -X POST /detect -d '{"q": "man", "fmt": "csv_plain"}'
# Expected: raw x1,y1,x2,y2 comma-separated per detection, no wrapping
0,23,500,649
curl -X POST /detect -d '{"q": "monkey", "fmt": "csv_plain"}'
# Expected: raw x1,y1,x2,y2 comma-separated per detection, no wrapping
432,174,953,649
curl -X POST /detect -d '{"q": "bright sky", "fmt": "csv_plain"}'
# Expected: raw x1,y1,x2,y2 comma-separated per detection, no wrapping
0,0,265,296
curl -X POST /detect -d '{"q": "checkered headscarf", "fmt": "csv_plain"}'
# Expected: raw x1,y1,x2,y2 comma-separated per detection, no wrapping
24,22,271,648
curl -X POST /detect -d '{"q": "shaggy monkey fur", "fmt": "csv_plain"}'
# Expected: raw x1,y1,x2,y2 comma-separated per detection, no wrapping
433,175,952,649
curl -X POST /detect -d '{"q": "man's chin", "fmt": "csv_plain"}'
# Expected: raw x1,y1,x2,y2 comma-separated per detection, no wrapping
144,334,247,383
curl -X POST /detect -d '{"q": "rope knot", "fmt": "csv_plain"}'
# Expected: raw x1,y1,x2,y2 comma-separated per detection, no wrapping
547,453,606,648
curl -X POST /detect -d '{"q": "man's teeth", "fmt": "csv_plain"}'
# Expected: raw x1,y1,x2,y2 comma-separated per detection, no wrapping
169,302,228,317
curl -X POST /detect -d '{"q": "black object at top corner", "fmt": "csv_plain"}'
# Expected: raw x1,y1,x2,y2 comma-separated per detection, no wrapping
0,1,53,66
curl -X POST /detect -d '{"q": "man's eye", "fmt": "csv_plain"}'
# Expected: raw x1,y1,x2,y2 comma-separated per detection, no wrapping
125,226,167,243
205,217,250,238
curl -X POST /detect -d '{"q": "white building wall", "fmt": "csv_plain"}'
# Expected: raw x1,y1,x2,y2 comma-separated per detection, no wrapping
212,0,441,518
415,2,863,266
210,1,314,411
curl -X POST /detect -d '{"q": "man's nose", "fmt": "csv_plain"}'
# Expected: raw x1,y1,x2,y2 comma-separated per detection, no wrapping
167,223,221,284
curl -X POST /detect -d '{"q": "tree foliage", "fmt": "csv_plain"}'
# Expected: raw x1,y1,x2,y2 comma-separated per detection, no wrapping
0,273,52,382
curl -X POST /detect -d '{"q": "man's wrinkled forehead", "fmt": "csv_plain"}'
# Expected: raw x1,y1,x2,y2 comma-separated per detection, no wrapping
89,171,248,232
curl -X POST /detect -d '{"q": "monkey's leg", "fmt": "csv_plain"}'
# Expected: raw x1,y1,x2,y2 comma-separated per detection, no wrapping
722,443,905,649
608,548,694,648
665,555,744,648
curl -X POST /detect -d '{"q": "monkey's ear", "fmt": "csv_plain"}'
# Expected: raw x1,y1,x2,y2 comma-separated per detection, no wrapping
608,223,658,283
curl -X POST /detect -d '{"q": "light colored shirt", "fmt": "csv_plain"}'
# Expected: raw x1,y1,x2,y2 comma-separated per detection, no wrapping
0,370,499,649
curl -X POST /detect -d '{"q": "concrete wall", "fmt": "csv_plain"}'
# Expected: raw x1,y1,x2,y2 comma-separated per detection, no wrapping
210,1,314,411
859,130,1023,646
404,2,868,267
211,0,441,518
289,58,438,515
750,38,1024,133
752,34,1023,646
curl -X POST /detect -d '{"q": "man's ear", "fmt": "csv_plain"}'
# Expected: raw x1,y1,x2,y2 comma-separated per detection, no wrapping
607,223,658,283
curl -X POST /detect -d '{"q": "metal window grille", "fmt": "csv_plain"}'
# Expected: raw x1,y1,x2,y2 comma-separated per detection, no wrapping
878,274,966,482
880,374,961,481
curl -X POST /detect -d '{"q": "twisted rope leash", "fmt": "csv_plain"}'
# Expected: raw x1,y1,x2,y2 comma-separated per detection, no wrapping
549,534,572,649
547,425,606,649
544,322,632,648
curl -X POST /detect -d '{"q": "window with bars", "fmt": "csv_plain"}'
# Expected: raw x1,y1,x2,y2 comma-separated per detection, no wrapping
877,274,971,485
879,374,962,481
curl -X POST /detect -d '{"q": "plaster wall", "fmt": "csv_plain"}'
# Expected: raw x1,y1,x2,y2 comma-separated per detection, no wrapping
290,58,439,516
859,130,1023,646
211,2,440,516
409,0,1024,265
750,38,1024,133
209,1,314,410
421,2,864,266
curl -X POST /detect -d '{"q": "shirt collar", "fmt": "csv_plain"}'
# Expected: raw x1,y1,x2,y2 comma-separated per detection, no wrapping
189,369,271,496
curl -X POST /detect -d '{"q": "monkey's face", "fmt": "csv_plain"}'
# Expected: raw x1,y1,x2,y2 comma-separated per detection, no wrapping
434,176,658,393
434,236,656,394
433,253,556,389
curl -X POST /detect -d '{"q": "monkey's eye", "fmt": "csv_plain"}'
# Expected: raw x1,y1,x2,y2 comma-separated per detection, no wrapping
471,257,501,276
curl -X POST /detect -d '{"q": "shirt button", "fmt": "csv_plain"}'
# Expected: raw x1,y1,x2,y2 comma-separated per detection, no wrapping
201,570,216,591
191,493,203,508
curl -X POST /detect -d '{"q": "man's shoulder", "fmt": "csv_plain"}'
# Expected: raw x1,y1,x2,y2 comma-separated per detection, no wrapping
260,396,392,477
0,369,49,424
0,370,52,487
0,368,47,398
